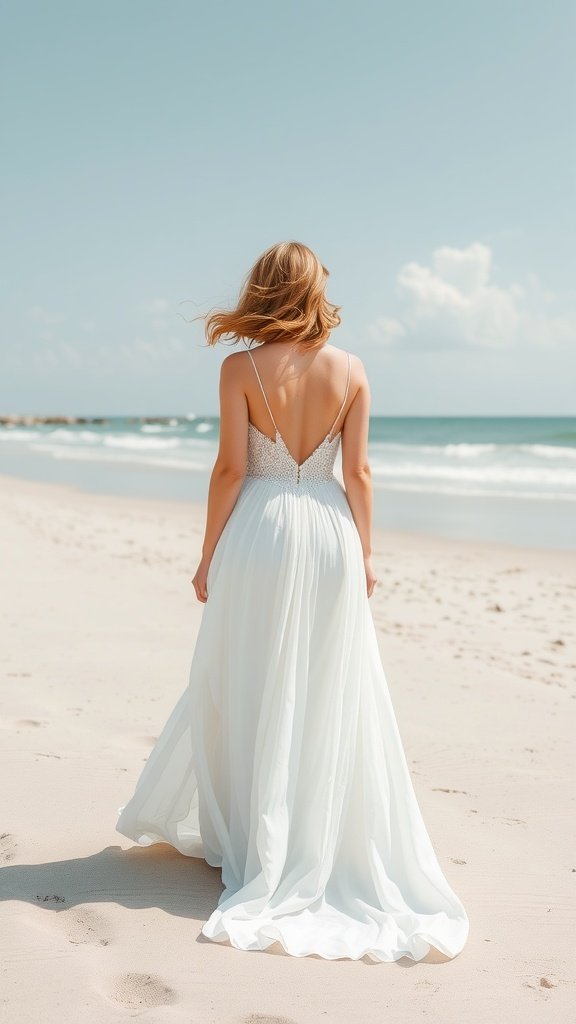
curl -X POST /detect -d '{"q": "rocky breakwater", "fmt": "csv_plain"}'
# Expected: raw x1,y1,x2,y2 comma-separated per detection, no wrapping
0,415,110,426
0,416,181,427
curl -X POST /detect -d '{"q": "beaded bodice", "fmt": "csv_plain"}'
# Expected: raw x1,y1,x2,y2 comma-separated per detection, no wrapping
244,349,351,486
246,422,342,484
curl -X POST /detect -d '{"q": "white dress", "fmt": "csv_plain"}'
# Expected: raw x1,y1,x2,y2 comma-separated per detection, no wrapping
116,349,469,962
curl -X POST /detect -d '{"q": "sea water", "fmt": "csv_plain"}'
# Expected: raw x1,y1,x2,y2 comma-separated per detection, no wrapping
0,416,575,549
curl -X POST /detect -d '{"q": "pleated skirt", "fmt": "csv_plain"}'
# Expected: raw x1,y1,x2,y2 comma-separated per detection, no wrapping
116,474,469,961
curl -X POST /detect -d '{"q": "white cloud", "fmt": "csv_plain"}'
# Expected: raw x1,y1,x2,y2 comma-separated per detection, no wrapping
368,243,576,351
430,242,493,293
370,316,406,341
140,298,174,334
141,298,170,315
26,305,66,326
5,299,192,384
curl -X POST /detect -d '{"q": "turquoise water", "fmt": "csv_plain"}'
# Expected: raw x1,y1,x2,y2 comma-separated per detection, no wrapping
1,416,575,548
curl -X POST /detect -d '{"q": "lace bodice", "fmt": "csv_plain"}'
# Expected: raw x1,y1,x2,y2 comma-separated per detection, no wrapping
246,422,342,484
244,349,351,486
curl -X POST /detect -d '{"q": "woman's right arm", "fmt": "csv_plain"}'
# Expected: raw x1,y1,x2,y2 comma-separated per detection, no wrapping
341,360,377,598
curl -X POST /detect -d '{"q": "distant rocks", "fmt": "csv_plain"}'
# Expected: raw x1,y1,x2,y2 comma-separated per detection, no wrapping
126,417,181,426
0,415,109,427
0,415,181,427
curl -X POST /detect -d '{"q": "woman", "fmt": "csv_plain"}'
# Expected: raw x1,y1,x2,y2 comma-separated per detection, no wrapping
116,240,469,962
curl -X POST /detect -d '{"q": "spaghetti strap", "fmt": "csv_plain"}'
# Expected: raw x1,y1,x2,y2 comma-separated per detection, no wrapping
328,351,352,440
247,349,279,434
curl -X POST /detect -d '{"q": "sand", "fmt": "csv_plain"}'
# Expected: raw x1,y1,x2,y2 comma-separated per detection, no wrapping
1,471,575,1023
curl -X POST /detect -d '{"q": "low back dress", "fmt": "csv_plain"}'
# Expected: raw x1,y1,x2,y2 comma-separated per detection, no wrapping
116,347,469,962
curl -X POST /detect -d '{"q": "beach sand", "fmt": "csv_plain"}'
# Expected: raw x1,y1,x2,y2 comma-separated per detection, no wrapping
1,472,575,1022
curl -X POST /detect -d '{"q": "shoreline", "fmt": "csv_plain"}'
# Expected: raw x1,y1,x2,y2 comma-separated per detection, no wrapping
2,468,576,568
2,468,569,565
1,411,576,552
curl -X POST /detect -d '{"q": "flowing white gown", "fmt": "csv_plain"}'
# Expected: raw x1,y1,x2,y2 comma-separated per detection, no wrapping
116,349,469,962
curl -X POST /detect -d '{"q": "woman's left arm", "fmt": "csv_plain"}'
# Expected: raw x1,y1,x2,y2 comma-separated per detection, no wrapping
191,354,248,603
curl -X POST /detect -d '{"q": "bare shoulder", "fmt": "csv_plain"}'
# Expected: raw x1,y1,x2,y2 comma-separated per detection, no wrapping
335,349,369,398
348,350,366,374
332,346,365,371
220,350,248,366
219,349,252,377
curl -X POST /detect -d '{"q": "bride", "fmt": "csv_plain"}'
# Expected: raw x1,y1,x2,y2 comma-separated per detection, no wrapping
116,240,469,963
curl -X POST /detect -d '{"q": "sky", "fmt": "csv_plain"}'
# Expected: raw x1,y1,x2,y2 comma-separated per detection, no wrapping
2,0,575,416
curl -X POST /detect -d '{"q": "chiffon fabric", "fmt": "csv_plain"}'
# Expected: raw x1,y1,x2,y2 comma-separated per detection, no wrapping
116,349,469,962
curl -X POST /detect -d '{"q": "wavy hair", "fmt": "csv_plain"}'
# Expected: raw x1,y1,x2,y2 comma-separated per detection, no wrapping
185,241,341,350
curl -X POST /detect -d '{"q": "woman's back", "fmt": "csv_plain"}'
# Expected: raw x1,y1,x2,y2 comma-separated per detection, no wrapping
239,342,372,509
242,342,356,466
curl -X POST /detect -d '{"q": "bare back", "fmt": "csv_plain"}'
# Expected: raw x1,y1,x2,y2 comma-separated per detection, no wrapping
243,342,362,469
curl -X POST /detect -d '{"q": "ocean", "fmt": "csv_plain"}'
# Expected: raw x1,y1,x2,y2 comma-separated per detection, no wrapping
1,415,575,550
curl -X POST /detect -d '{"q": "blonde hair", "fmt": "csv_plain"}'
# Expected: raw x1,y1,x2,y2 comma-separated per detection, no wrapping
188,241,341,350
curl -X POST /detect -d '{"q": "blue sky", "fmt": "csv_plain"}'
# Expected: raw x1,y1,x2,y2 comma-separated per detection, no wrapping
2,0,575,416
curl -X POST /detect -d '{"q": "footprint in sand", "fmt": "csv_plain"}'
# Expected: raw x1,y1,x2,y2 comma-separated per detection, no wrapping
432,788,470,796
491,816,527,825
125,735,158,749
244,1016,299,1024
524,976,558,992
0,832,17,862
107,973,178,1010
59,907,114,947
